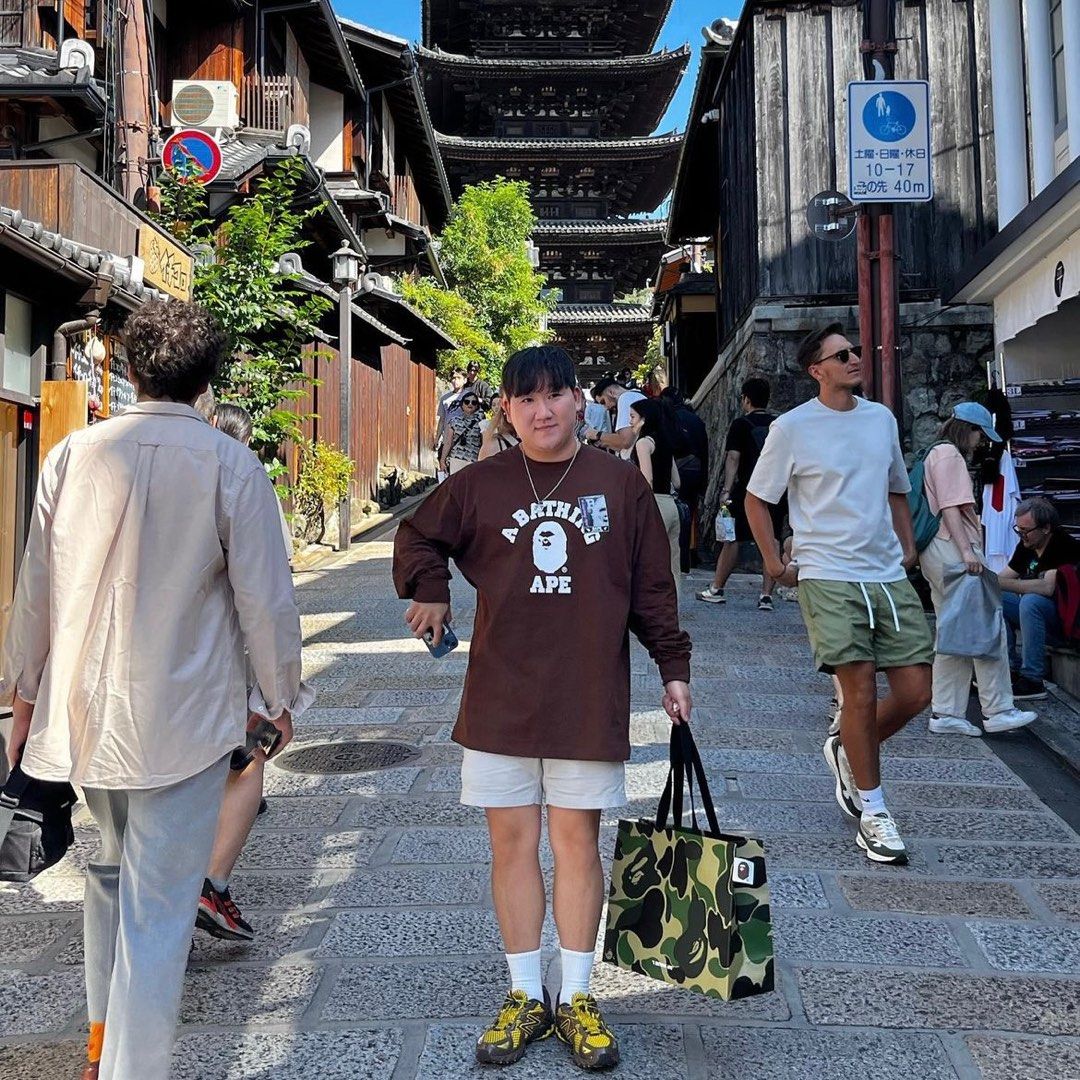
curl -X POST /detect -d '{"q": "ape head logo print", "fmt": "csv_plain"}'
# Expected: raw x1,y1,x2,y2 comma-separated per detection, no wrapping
532,521,568,574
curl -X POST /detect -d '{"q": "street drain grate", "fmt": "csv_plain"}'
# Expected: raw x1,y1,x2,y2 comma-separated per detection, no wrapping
276,740,421,775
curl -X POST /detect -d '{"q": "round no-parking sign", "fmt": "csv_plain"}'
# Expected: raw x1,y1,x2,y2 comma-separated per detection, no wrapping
162,129,223,184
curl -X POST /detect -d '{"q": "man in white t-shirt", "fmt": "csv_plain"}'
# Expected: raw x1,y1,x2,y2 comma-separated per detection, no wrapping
744,323,933,866
584,377,645,457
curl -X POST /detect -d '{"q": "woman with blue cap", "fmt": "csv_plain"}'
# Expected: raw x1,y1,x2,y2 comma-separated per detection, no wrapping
918,402,1037,736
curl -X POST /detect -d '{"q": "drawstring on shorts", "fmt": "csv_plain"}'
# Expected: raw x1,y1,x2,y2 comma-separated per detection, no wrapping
857,582,902,633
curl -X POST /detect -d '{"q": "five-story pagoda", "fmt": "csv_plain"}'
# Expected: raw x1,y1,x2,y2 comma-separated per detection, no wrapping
419,1,688,374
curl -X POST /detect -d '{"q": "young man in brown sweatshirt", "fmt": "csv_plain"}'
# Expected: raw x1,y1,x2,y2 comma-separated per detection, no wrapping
394,346,692,1071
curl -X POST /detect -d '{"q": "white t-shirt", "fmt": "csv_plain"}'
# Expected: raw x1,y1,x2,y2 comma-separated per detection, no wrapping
747,397,910,583
614,390,646,432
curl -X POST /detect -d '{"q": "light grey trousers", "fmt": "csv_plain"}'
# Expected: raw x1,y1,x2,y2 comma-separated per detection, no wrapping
83,756,229,1080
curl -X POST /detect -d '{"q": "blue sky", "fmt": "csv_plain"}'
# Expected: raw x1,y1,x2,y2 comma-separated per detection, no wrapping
335,1,744,134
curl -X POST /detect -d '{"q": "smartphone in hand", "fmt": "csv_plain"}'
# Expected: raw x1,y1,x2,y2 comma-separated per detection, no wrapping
423,622,459,659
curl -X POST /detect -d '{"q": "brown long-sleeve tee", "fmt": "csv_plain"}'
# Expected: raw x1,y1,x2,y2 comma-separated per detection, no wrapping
393,445,692,762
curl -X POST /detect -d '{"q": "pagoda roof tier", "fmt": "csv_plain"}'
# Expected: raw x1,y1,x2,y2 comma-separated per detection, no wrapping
533,218,668,242
436,132,683,214
419,46,689,136
536,220,666,294
422,0,675,58
549,303,654,326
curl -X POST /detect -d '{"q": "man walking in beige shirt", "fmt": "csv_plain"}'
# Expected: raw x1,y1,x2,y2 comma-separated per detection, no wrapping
0,300,311,1080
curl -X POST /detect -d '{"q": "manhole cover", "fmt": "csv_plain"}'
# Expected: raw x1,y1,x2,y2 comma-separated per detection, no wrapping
276,740,421,774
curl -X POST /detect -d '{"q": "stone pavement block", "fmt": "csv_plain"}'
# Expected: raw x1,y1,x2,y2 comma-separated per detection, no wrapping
762,835,932,874
0,970,84,1035
321,959,505,1020
965,1036,1080,1079
327,866,490,908
797,967,1080,1034
882,757,1024,785
394,826,492,864
838,876,1034,917
934,844,1080,880
0,873,84,914
179,965,323,1025
261,767,419,797
766,872,830,909
898,808,1060,842
699,1026,956,1080
171,1029,405,1080
427,766,461,792
217,870,325,910
589,960,791,1019
735,773,1040,810
967,921,1080,974
299,707,406,725
0,916,73,962
0,1041,83,1080
416,1022,687,1078
344,797,485,829
236,829,383,869
772,912,968,967
880,735,998,759
367,689,457,707
1035,883,1080,922
189,913,327,963
253,796,349,830
318,908,556,957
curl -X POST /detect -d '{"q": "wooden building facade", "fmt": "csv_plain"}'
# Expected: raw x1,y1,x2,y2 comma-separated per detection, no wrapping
665,2,998,531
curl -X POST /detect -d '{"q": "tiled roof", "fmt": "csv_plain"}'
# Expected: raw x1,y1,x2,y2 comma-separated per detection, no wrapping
548,303,654,326
436,132,683,155
417,45,690,73
534,219,667,242
217,132,281,181
0,205,172,306
0,49,107,112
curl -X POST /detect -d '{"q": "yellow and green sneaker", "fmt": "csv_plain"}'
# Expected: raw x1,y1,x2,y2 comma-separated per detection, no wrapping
555,993,620,1071
475,989,555,1067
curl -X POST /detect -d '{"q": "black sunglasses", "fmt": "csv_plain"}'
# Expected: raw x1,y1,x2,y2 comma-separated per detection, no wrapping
461,398,480,406
817,346,861,365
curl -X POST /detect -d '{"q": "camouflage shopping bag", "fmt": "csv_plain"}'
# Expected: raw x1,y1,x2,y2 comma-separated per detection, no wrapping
603,724,774,1001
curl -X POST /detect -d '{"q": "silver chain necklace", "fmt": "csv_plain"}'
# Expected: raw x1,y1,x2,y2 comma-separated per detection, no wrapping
522,443,581,504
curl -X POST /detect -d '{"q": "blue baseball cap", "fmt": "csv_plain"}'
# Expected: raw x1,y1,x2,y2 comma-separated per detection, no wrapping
952,402,1002,442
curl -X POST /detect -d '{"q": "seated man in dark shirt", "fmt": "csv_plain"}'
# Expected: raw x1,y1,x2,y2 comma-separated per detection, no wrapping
1000,497,1080,699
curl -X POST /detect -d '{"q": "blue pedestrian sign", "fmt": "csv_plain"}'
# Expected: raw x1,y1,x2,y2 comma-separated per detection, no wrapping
847,81,932,203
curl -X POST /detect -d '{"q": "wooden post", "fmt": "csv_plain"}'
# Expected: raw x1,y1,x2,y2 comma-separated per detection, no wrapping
38,380,87,466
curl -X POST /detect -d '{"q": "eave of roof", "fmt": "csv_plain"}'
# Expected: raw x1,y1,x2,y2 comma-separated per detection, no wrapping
360,285,457,353
339,18,453,230
264,0,363,95
0,204,178,309
417,44,690,74
548,302,654,326
534,219,668,243
436,131,683,156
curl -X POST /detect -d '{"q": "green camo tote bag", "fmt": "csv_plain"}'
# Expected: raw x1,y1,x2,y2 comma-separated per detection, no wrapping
603,724,774,1001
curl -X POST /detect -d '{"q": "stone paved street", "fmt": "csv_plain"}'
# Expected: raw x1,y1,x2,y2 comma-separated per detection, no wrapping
2,535,1080,1079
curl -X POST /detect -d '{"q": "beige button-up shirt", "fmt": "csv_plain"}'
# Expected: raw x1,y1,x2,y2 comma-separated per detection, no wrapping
0,401,313,789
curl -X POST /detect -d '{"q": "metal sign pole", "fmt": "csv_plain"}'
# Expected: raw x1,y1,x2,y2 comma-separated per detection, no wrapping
858,0,900,417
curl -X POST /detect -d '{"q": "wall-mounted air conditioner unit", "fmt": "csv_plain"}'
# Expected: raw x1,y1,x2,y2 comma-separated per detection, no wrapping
170,80,239,130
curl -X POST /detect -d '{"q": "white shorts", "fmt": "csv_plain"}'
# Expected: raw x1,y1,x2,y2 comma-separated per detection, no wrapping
460,749,627,810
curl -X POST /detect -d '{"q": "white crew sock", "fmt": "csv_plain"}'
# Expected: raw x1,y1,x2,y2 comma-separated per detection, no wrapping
506,948,544,1003
858,786,887,817
559,947,595,1005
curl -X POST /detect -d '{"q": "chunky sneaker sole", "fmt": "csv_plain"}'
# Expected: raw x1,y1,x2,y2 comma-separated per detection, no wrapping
983,708,1037,734
857,812,909,865
823,736,860,820
928,715,983,737
697,588,725,604
476,991,555,1067
555,994,620,1071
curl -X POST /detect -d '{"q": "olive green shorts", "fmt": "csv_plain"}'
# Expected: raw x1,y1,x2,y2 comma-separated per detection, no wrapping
797,577,934,674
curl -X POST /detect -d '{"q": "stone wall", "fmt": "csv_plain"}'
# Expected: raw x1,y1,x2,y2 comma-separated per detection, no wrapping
691,300,994,552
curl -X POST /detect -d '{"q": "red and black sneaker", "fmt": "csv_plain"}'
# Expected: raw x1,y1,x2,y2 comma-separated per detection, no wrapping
196,878,255,941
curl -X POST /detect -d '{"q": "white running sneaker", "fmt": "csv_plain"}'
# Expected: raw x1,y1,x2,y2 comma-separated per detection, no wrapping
928,715,983,737
983,708,1037,734
857,811,908,864
827,696,841,737
697,586,725,604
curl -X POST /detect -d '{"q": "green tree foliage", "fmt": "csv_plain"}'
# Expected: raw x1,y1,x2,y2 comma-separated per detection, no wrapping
153,157,332,463
398,179,553,384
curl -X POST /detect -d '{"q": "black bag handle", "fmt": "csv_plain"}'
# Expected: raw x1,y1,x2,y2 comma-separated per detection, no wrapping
654,723,721,837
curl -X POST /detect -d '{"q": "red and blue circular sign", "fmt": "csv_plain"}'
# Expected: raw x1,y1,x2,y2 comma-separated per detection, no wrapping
162,129,223,184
